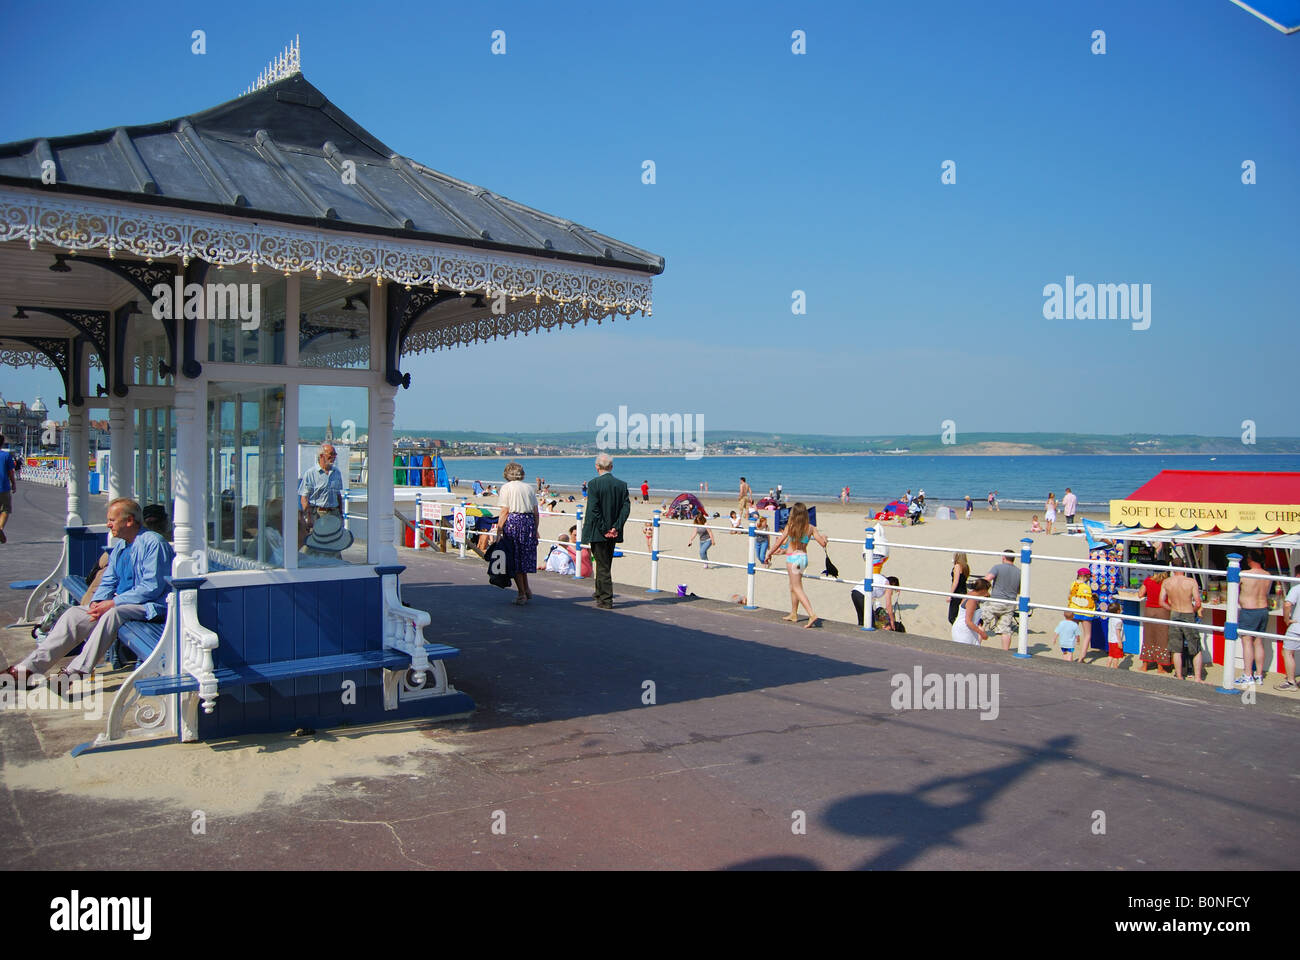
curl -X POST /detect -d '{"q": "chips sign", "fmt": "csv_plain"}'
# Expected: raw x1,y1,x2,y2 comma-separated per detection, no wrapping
452,505,466,544
1110,499,1300,534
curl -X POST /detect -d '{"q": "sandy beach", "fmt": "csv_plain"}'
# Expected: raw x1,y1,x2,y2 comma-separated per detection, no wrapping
527,494,1284,696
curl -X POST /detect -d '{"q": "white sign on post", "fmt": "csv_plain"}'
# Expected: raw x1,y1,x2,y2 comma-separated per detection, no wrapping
430,502,443,522
452,505,466,545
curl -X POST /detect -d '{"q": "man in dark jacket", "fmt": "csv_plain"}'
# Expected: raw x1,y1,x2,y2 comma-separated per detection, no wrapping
581,453,631,609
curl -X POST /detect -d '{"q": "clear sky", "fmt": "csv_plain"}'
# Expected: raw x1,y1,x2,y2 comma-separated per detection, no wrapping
1,0,1296,438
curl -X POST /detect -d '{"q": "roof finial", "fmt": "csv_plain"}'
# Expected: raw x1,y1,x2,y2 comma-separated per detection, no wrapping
241,36,303,96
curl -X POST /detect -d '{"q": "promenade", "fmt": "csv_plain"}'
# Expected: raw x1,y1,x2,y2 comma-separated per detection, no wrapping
1,481,1297,870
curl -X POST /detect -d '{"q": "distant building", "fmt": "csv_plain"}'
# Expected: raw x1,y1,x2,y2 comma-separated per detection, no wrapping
0,394,51,453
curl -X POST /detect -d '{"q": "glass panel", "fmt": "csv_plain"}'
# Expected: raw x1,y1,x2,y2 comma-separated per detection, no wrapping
205,267,286,365
132,305,175,385
297,385,368,566
133,405,176,517
207,382,286,570
298,277,370,369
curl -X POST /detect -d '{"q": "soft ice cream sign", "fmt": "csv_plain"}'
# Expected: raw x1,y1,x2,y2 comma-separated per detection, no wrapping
1110,500,1300,533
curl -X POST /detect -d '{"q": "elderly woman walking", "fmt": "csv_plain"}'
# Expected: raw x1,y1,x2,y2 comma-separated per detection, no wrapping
496,461,539,605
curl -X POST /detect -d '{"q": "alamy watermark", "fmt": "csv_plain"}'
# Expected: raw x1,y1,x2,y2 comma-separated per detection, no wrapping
596,405,704,460
0,673,104,720
1042,275,1150,331
152,278,261,331
890,666,1000,720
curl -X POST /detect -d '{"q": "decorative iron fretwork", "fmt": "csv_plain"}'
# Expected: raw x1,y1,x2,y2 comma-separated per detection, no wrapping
384,287,462,388
242,36,301,97
0,188,655,329
3,335,84,406
15,306,109,378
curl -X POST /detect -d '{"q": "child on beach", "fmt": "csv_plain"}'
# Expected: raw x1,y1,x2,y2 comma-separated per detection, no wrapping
1030,515,1042,533
754,514,771,565
643,520,654,553
1055,611,1081,660
1068,566,1095,662
964,495,973,519
729,510,742,534
1105,601,1126,668
763,501,828,628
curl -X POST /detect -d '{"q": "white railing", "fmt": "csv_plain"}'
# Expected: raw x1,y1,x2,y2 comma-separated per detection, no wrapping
17,467,69,486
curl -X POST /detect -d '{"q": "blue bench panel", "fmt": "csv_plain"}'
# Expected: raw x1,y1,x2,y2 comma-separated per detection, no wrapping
118,621,166,661
135,644,461,697
67,529,107,581
62,576,89,600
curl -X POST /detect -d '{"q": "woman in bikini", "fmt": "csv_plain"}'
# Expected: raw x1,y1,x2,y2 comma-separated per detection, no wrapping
762,501,828,627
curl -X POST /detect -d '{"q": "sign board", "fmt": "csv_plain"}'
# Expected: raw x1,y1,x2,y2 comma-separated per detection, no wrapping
452,505,466,544
1110,499,1300,534
429,501,442,522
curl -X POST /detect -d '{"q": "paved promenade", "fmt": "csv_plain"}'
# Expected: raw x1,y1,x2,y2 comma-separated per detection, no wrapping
1,481,1297,869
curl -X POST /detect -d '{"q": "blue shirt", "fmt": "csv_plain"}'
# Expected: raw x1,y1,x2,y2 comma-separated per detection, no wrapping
93,530,173,620
298,464,342,507
1054,620,1080,648
0,448,14,493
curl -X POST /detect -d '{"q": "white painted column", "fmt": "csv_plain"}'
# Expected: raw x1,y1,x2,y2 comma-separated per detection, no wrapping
170,290,206,576
108,398,133,500
368,279,397,565
66,404,86,527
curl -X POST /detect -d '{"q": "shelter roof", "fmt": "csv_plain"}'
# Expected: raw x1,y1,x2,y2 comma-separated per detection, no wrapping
0,73,663,276
1124,470,1300,505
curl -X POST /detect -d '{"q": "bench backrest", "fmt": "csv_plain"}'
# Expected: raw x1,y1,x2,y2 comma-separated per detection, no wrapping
67,527,109,581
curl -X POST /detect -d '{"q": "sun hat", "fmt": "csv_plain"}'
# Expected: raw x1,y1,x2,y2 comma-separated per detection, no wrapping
1077,566,1091,576
305,512,354,553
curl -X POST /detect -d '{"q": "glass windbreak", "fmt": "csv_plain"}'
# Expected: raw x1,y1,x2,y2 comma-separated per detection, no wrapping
297,385,369,565
207,382,286,570
299,277,370,369
132,307,175,386
134,405,175,521
205,267,286,365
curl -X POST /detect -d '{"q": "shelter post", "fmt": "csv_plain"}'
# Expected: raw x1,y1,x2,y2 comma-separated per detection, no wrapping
1218,553,1243,694
66,404,87,527
107,397,133,500
648,509,661,593
368,378,398,565
1015,538,1033,658
170,361,202,571
457,498,467,559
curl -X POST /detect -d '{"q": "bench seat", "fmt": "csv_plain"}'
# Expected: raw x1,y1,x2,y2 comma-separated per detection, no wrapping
134,642,462,698
118,620,166,662
62,575,89,600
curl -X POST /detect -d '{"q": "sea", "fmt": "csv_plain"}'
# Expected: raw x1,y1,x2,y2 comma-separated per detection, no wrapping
434,453,1300,511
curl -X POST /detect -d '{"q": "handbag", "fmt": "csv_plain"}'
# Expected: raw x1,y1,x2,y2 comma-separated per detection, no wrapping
484,537,515,589
823,551,839,578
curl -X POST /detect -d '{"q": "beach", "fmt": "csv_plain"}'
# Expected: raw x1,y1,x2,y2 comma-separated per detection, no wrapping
533,496,1283,695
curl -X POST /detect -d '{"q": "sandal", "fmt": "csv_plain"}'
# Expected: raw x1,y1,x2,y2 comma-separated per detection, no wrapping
513,595,529,606
1274,680,1296,691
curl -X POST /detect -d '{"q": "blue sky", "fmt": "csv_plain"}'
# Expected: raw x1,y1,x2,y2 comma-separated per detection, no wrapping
1,0,1296,437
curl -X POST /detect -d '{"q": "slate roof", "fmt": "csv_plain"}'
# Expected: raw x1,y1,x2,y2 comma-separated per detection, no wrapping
0,74,663,275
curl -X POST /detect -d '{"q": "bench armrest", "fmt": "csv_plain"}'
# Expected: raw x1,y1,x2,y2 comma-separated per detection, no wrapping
377,570,431,681
177,587,220,714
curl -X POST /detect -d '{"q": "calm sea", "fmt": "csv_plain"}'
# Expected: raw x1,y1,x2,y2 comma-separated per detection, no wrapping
432,453,1300,510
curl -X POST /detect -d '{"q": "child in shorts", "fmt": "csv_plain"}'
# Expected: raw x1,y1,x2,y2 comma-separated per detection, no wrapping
1105,601,1126,668
1055,611,1080,660
1068,567,1095,662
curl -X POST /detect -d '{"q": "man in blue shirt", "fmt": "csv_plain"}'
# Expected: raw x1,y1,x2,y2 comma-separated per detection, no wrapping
298,443,342,546
0,433,16,544
4,498,173,685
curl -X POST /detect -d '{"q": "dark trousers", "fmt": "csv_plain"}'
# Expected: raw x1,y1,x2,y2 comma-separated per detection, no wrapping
589,539,616,605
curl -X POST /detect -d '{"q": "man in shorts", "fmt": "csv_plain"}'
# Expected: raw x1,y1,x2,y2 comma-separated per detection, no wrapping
1159,558,1205,682
0,434,15,544
1062,487,1078,530
1236,550,1272,686
983,549,1021,651
1275,566,1300,691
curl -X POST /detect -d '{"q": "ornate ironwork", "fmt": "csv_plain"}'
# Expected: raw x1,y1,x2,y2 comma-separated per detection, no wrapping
3,335,85,406
15,306,109,377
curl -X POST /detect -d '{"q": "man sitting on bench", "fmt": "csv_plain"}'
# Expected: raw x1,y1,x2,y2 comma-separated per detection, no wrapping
4,498,173,687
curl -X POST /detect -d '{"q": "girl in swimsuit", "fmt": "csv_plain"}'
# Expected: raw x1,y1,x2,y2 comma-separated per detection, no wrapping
762,502,828,628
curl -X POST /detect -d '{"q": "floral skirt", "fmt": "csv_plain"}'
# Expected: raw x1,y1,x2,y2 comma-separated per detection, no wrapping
502,512,538,574
1140,606,1171,665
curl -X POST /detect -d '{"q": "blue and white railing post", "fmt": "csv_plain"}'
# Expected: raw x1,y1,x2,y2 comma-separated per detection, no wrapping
648,509,661,593
1217,553,1242,694
1015,538,1033,658
862,527,875,631
342,488,350,533
744,520,758,609
573,507,584,580
458,497,467,560
414,492,423,548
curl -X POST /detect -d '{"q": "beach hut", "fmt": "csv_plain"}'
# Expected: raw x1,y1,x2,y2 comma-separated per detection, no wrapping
0,46,662,749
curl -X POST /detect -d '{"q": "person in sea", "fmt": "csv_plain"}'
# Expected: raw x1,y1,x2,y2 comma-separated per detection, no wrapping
1067,566,1096,662
686,513,715,568
496,461,539,605
947,551,970,625
1139,570,1173,673
763,501,828,628
951,577,990,646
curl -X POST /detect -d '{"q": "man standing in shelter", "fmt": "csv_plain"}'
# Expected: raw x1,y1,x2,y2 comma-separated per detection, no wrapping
4,498,172,685
299,443,343,546
1159,559,1205,682
983,549,1022,651
582,453,630,610
0,434,15,544
1236,550,1272,686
